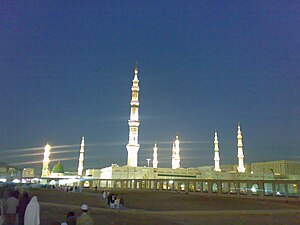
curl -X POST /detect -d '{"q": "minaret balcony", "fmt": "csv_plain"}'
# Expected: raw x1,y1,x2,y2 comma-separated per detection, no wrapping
128,121,140,127
131,86,140,91
130,101,140,106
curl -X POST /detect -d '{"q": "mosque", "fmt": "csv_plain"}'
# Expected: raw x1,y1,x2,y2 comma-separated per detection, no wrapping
39,66,300,181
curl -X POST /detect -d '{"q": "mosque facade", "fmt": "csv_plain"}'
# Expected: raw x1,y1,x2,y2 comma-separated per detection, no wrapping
40,66,300,181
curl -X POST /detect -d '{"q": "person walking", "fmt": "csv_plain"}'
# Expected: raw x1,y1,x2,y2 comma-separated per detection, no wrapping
24,196,40,225
4,190,19,225
18,192,30,225
77,204,93,225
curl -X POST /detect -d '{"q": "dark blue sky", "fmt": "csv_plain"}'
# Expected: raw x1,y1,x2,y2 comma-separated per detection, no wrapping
0,1,299,171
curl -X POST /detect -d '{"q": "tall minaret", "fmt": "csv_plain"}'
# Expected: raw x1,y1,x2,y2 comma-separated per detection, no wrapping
213,132,221,172
171,135,180,169
77,136,85,176
237,123,246,173
152,142,158,168
41,143,51,177
126,65,140,167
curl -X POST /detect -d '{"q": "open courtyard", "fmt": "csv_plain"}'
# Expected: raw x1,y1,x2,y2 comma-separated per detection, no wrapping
23,188,300,225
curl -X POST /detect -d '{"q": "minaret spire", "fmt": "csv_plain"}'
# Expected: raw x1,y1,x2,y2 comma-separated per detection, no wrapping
152,142,158,168
171,135,180,169
126,65,140,167
237,123,246,173
77,136,85,176
214,132,221,172
41,143,51,177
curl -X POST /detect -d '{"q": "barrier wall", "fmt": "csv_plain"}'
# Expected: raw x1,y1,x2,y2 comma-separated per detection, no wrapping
82,179,300,201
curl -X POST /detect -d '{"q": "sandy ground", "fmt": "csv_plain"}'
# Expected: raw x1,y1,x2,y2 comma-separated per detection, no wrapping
26,188,300,225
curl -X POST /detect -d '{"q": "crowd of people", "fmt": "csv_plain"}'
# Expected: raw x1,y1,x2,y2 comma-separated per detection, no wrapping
101,190,124,209
0,187,94,225
0,186,125,225
0,189,40,225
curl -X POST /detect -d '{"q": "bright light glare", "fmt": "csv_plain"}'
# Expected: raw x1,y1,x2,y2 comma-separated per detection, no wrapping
7,147,43,153
5,152,44,158
251,186,257,193
4,149,78,159
59,178,80,186
51,150,78,154
51,144,81,149
45,144,51,151
11,156,83,166
3,143,81,154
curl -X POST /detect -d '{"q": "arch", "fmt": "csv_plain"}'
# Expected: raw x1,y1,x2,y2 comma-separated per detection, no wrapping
180,182,186,191
156,181,161,190
162,181,168,190
188,182,195,192
212,183,218,193
116,181,122,189
275,183,285,196
195,181,201,192
203,182,208,193
84,181,90,188
49,180,56,186
230,182,237,194
240,182,247,195
251,183,259,195
168,180,174,190
221,182,229,193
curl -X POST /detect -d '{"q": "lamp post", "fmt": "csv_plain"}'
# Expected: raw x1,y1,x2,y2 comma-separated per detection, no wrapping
146,159,151,167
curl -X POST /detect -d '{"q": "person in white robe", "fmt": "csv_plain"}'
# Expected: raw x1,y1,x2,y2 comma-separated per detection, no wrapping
24,196,40,225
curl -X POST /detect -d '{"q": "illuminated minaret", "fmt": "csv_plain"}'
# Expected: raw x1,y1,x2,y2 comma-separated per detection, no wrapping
41,143,51,177
237,123,246,173
171,135,180,169
77,136,85,176
213,132,221,172
152,142,158,168
126,65,140,167
171,143,176,168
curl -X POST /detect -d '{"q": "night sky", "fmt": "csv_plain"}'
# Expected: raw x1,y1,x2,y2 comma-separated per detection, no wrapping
0,1,299,172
